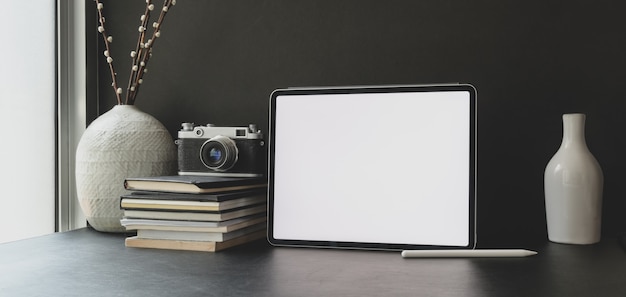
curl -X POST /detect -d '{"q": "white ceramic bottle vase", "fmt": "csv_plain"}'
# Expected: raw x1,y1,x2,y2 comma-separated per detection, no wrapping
544,113,603,244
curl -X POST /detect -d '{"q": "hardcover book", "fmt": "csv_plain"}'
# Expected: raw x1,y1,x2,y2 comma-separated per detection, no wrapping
120,214,267,233
122,205,267,221
124,175,267,194
125,230,266,252
135,223,266,242
120,190,267,212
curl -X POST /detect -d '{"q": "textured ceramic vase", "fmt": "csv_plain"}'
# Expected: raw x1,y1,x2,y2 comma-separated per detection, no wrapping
544,113,603,244
76,105,177,232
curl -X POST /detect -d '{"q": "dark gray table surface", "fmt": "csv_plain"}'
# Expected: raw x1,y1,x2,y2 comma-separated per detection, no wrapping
0,228,625,297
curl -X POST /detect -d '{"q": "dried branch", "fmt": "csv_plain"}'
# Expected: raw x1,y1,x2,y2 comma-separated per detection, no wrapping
94,0,177,105
128,0,176,105
95,0,122,105
125,1,157,104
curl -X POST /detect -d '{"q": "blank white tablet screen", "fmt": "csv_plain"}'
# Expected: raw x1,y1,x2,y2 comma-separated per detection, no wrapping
272,89,471,246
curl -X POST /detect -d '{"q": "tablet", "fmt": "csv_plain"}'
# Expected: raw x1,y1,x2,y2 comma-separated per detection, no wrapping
268,84,477,250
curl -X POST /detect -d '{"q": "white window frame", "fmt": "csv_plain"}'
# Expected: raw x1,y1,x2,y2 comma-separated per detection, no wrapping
57,0,88,231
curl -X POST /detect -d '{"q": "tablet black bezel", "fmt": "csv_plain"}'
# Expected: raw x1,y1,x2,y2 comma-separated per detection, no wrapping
267,84,477,251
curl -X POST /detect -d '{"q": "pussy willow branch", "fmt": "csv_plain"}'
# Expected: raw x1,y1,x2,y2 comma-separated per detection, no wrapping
125,1,154,105
94,0,177,105
127,0,175,105
95,0,122,105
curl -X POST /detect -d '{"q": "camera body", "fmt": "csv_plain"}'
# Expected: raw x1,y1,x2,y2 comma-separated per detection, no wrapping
176,123,266,177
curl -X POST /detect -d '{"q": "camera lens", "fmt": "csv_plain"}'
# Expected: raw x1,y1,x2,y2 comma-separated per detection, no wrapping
200,136,238,171
207,148,222,163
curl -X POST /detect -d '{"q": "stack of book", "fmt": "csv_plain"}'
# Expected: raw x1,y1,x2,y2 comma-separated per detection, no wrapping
120,175,268,252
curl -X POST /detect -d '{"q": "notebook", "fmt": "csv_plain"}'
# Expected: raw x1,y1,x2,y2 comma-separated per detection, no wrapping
268,84,477,250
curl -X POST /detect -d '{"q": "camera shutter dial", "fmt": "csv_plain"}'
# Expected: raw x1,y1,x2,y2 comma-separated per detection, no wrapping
199,135,239,171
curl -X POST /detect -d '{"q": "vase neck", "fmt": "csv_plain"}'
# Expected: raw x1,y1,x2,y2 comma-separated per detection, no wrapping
561,113,587,149
112,104,138,110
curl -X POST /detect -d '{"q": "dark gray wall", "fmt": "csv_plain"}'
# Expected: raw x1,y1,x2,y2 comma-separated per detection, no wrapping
91,0,626,246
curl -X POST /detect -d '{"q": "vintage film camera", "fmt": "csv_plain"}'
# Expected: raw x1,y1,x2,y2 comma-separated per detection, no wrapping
176,123,266,177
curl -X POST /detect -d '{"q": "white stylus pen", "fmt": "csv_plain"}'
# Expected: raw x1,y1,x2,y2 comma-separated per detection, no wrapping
401,249,538,258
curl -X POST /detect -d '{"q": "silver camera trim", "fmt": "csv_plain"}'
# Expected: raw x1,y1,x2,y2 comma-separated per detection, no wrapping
178,123,263,140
